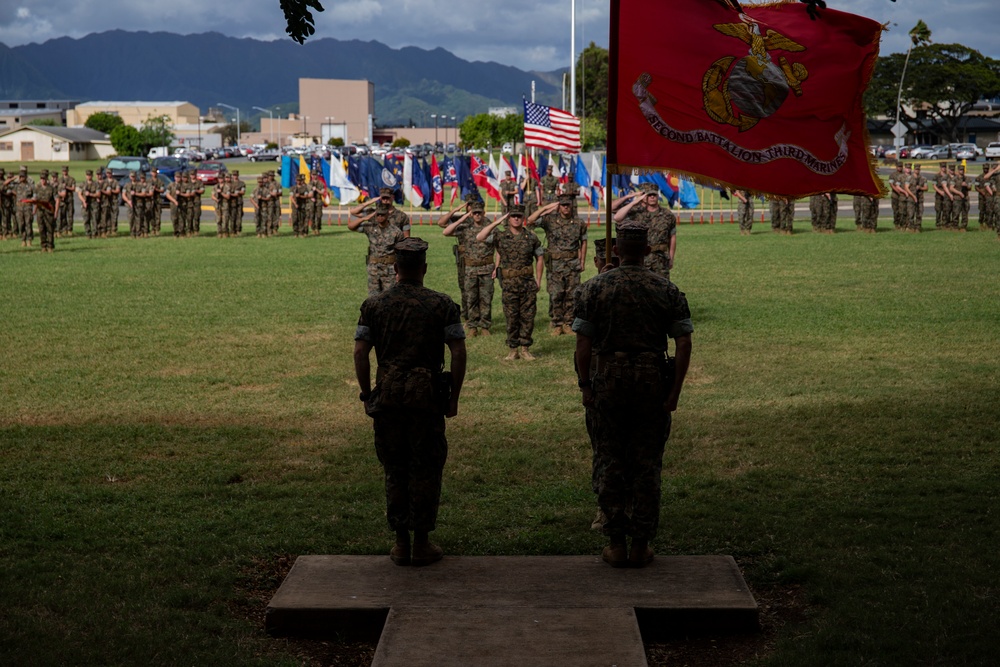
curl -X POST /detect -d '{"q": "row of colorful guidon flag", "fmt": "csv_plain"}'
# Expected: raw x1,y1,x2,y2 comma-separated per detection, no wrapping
281,152,703,210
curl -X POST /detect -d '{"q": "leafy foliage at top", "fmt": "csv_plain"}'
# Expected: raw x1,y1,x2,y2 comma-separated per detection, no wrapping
85,112,125,134
864,43,1000,142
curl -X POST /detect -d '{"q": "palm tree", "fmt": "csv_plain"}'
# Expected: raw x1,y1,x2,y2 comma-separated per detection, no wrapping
894,21,933,137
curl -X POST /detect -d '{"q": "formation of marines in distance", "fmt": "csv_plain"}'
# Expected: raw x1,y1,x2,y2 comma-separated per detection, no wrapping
3,159,998,252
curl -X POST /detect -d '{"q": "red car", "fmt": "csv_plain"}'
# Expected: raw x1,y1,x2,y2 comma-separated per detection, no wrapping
196,160,228,185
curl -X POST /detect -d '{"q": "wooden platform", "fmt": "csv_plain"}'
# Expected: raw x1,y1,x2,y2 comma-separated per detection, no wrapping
266,555,758,666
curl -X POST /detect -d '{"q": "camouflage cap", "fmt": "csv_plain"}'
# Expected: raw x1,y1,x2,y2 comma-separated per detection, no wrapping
638,183,659,194
914,164,921,171
593,236,616,253
232,170,239,176
379,187,394,197
394,237,429,255
39,169,49,178
296,173,305,180
61,165,69,171
895,163,903,170
462,193,478,203
85,169,93,176
904,163,913,169
939,162,948,168
374,202,391,215
616,220,648,242
508,204,525,216
19,165,28,173
470,201,485,213
557,193,574,204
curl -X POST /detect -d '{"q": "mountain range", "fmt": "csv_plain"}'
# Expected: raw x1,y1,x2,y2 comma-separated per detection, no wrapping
0,31,564,127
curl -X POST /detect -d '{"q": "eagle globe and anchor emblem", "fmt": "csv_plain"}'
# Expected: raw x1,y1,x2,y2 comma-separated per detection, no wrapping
701,12,810,132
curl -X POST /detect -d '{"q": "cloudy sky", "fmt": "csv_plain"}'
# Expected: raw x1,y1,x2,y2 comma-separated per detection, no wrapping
0,0,996,71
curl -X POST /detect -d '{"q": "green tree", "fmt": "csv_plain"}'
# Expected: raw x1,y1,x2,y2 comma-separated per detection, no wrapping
458,113,523,149
328,137,344,147
392,138,411,148
866,42,1000,141
580,117,606,151
85,112,124,134
109,125,143,156
575,42,609,126
139,115,175,153
26,119,58,127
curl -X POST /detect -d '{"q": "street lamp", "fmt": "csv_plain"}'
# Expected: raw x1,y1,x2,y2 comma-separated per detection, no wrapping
450,116,456,147
431,114,439,145
217,102,240,148
252,106,273,146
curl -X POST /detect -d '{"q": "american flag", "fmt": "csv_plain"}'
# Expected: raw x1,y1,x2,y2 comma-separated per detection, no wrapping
523,100,581,154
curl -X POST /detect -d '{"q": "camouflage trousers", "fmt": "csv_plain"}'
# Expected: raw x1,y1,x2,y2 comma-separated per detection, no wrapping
645,251,671,282
500,276,538,348
737,200,754,232
936,196,952,229
453,247,467,319
981,194,997,231
83,202,98,237
15,205,33,243
899,199,915,230
37,208,55,250
913,196,925,230
366,261,396,297
373,408,448,533
0,200,13,236
231,198,244,234
217,202,231,235
58,198,74,234
547,261,581,328
464,268,494,330
890,196,901,229
588,363,671,541
953,198,970,230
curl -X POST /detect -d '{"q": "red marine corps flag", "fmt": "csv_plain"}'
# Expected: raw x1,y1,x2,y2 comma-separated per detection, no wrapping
607,0,886,197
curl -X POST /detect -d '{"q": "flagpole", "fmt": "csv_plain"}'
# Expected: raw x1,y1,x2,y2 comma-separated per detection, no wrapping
570,0,576,116
604,165,613,267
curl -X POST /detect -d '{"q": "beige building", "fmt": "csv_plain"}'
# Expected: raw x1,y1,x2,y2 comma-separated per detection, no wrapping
0,126,114,162
299,78,373,146
0,109,66,133
67,101,201,128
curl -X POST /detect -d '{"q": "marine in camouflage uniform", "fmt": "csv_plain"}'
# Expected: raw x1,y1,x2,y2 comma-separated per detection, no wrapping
984,162,1000,232
572,221,693,568
540,165,560,204
778,197,796,234
952,166,971,231
349,202,407,296
734,189,754,235
443,201,497,335
230,170,246,235
288,173,311,237
888,163,903,230
33,170,58,252
613,184,677,279
56,166,75,236
499,171,518,214
309,173,325,234
770,198,784,233
436,196,479,321
251,175,266,237
192,171,206,235
270,172,283,235
911,164,927,231
147,170,162,235
932,162,952,229
351,186,411,237
166,176,181,236
527,194,588,334
121,172,138,237
898,164,917,232
78,170,101,238
0,169,14,240
353,237,466,567
520,171,540,220
12,168,35,247
477,204,544,358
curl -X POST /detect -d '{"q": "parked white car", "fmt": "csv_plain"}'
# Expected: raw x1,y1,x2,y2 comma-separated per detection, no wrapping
984,142,1000,160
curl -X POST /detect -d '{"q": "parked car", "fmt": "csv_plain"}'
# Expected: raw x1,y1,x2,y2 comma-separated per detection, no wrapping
908,145,936,159
196,160,228,185
954,144,978,161
985,142,1000,160
249,150,281,162
501,142,514,154
106,156,151,179
152,156,191,181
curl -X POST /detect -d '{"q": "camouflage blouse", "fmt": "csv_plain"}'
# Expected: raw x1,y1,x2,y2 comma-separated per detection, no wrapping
573,265,693,355
495,226,543,270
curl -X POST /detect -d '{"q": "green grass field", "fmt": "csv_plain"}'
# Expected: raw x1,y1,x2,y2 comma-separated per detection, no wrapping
1,215,998,666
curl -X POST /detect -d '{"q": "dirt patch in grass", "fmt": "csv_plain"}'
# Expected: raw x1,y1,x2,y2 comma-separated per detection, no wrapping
234,555,811,667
